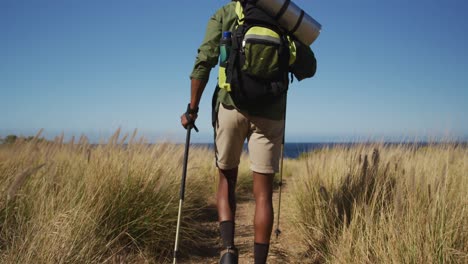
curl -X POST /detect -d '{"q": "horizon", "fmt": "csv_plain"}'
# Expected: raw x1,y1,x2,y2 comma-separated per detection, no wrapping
1,128,467,144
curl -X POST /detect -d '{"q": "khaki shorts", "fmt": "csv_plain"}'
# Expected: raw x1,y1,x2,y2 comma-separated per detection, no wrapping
214,103,284,174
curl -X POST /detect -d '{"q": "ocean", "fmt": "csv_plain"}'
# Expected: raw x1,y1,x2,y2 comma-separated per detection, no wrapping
191,142,404,159
191,142,467,159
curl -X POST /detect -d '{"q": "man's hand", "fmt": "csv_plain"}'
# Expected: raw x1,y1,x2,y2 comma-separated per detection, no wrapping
180,104,199,132
180,112,198,129
181,78,207,131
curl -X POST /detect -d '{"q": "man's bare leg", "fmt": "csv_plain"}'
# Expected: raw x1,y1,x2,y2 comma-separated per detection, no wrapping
217,167,238,249
253,171,274,264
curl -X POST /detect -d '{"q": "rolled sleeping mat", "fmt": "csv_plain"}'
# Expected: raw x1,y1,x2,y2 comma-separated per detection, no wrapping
254,0,322,46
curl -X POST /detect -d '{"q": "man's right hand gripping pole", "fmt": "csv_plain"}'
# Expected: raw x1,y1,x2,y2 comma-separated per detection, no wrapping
181,103,199,132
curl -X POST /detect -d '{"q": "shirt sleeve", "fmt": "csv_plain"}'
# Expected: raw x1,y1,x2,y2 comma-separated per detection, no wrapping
189,7,224,81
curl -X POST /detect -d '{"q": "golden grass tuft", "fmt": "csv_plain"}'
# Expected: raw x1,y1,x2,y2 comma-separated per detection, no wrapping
0,133,222,263
286,143,468,263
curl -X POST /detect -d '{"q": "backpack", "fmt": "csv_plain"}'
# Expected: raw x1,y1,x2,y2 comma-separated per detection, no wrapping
222,1,296,107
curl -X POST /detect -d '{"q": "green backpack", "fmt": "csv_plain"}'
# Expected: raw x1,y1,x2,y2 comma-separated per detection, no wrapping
218,1,316,107
215,1,293,107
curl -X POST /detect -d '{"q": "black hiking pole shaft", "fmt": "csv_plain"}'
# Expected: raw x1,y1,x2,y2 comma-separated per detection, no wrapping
180,126,192,201
173,125,193,264
275,94,287,239
275,138,285,239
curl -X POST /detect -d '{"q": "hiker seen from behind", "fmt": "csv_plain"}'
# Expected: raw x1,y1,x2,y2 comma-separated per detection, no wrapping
181,0,319,263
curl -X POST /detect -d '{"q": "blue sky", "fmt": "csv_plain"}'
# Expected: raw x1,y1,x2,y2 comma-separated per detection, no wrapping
1,0,467,143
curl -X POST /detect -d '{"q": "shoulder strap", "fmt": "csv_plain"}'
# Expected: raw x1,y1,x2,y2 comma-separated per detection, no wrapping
235,2,245,26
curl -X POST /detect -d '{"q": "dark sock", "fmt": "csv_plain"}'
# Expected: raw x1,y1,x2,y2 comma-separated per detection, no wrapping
219,220,235,248
254,242,270,264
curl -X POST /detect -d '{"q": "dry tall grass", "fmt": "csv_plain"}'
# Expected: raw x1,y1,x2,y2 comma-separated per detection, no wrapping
287,144,468,263
2,136,466,263
0,133,223,263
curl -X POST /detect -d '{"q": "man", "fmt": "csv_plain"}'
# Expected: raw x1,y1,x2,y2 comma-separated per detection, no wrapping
181,1,316,263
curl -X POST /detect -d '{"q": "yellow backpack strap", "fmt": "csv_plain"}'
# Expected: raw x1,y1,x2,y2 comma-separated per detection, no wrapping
235,1,244,25
288,36,297,66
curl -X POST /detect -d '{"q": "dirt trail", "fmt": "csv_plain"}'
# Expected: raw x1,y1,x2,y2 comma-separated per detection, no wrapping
179,183,304,264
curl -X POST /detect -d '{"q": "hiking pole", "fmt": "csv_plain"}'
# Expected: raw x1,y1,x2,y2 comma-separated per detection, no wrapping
275,94,287,239
173,107,198,264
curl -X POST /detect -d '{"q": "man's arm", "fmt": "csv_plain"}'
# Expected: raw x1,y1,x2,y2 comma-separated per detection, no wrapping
190,78,208,110
181,78,208,128
181,5,227,129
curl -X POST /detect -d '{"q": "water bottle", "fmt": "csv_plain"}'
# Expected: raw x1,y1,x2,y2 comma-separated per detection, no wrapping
219,31,232,67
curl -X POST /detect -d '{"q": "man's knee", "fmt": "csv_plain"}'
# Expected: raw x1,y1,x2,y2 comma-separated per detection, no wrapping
219,167,238,180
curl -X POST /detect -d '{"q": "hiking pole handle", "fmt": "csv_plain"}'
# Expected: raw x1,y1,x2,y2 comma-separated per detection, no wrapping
191,123,199,133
